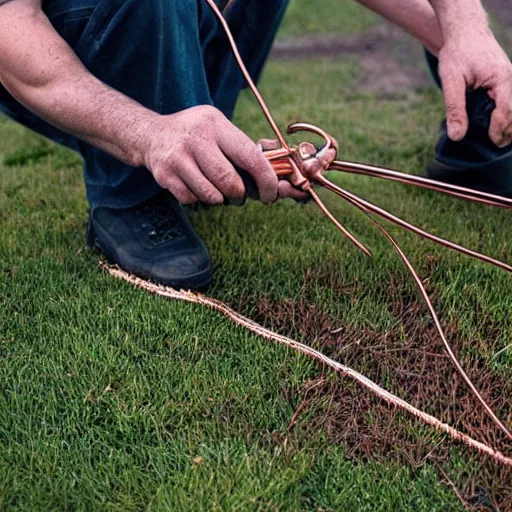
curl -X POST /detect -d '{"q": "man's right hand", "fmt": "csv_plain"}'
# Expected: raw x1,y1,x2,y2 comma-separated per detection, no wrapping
144,106,280,205
0,5,301,206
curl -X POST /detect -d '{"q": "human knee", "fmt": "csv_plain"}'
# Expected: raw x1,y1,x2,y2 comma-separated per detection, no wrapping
135,0,199,20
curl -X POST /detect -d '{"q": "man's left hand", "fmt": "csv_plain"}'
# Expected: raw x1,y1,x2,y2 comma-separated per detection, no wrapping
438,28,512,147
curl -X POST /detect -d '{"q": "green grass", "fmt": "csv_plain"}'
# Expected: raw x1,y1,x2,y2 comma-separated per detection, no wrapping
1,1,511,510
279,0,378,37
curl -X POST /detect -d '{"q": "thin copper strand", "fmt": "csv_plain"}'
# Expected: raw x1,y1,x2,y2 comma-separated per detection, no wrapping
330,160,512,210
335,167,509,210
102,262,512,467
316,175,512,273
203,0,289,150
313,177,512,440
308,188,372,257
374,222,512,441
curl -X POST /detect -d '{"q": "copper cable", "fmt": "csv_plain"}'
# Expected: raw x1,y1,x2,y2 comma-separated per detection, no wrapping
317,173,512,273
377,224,512,440
330,160,512,209
308,188,372,257
204,0,290,151
314,175,512,439
102,262,512,467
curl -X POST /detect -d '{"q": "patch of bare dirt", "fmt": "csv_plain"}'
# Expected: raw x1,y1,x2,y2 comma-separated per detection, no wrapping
271,23,432,95
237,267,512,511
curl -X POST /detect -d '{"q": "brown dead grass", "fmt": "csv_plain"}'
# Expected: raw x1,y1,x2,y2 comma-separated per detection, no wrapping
236,266,512,511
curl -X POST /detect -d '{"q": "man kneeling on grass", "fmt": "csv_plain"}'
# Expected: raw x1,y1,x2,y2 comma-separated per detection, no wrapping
1,0,511,290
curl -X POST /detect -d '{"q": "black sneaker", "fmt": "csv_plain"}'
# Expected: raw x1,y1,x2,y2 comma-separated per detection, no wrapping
87,191,213,290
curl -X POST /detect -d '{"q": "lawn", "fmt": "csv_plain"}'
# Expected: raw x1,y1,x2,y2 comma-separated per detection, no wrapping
1,0,511,510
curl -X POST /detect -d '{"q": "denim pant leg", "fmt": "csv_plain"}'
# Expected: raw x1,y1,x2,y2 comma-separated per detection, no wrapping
0,0,289,208
424,49,442,89
64,0,216,208
201,0,290,118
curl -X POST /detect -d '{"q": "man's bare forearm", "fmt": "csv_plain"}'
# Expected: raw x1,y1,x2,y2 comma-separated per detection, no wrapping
0,1,158,168
356,0,443,55
428,0,490,39
0,1,285,204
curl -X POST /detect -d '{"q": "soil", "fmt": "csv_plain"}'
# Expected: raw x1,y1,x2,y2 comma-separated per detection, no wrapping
235,266,512,511
272,23,432,95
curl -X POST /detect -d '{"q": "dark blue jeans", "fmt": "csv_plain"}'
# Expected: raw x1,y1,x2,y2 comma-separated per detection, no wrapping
0,0,288,208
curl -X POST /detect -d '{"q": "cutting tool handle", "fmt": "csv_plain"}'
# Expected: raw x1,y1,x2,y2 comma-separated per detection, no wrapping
223,167,259,206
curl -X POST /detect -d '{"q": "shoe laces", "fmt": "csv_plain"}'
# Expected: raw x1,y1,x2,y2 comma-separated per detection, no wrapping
135,200,184,246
